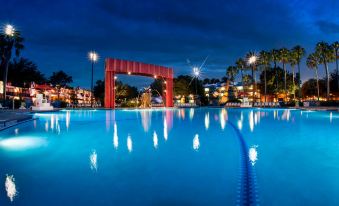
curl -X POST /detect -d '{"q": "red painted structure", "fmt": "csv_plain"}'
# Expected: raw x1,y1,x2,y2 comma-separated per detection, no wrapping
105,58,174,108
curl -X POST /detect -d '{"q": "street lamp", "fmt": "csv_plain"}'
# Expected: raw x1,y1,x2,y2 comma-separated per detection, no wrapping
2,24,16,102
247,54,257,106
88,51,98,107
192,67,200,95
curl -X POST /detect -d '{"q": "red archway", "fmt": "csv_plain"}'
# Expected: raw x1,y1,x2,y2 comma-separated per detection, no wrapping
105,58,173,108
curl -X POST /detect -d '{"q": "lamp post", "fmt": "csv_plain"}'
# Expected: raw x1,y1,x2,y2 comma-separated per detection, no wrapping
247,54,257,106
2,24,16,102
193,67,200,95
88,51,98,107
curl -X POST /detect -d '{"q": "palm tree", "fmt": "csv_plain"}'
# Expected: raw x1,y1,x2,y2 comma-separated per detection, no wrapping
226,66,238,84
0,25,24,100
315,42,335,100
258,51,270,103
235,58,246,86
306,53,320,101
278,48,290,101
288,51,298,100
332,41,339,90
246,51,257,105
270,49,280,95
291,45,306,101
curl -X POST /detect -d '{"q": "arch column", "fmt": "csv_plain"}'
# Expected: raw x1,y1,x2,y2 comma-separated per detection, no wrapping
165,78,173,107
105,71,115,108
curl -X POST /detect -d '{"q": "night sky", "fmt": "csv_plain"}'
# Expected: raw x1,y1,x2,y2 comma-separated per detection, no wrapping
1,0,338,89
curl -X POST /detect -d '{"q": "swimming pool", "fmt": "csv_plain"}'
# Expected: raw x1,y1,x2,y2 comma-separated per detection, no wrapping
0,108,338,205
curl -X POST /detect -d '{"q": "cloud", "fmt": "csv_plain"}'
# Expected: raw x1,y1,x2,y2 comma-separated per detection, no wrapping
316,21,339,34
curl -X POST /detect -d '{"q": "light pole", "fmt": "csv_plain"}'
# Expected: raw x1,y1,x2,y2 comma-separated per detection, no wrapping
88,51,98,107
2,24,16,102
247,54,257,106
193,67,200,95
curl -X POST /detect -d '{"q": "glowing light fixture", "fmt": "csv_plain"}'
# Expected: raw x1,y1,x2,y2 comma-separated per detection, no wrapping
4,24,15,36
88,51,98,62
0,137,47,150
193,67,200,77
128,71,131,75
248,55,257,65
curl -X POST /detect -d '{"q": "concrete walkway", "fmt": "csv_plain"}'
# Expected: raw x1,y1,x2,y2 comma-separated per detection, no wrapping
0,110,34,130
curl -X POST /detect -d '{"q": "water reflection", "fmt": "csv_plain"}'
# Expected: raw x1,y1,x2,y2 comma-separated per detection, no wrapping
220,109,227,130
189,108,194,120
127,135,133,152
205,112,210,130
249,111,254,132
14,128,19,135
282,109,291,121
193,134,200,150
249,145,258,166
163,118,168,141
113,122,118,149
141,111,152,132
66,110,70,129
45,121,49,132
90,150,98,171
5,174,17,202
153,131,158,149
330,112,333,123
237,112,244,130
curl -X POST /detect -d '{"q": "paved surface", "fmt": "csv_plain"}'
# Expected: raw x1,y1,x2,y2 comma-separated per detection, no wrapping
0,110,33,130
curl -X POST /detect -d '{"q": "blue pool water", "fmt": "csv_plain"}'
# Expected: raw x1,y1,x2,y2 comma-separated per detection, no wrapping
0,108,338,205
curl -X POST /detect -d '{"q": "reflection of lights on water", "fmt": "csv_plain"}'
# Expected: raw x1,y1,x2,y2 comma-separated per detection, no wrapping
127,135,132,152
249,111,254,132
189,108,194,120
282,110,291,121
45,121,49,132
0,137,47,150
90,150,97,171
14,128,19,135
204,112,209,130
237,112,244,130
193,134,200,150
51,115,54,130
33,120,37,128
153,131,158,149
5,174,17,202
220,109,227,130
141,111,152,132
274,110,277,119
113,122,118,149
249,145,258,166
164,118,168,141
66,111,70,129
330,112,333,123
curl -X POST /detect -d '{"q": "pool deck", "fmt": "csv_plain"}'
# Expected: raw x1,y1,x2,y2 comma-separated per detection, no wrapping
0,110,35,130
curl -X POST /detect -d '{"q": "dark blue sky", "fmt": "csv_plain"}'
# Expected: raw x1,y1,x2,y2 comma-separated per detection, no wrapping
1,0,339,88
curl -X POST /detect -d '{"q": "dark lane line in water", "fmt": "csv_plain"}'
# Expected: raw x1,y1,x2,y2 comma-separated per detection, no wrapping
228,121,259,206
